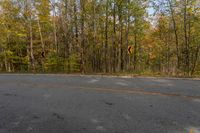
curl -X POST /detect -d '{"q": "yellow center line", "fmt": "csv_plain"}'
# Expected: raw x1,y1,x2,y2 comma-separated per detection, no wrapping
16,82,200,100
76,86,200,100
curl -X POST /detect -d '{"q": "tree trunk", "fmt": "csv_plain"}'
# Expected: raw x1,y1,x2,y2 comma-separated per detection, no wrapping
168,0,180,71
118,2,123,71
134,32,137,70
29,19,35,72
125,0,130,71
52,2,58,54
104,0,109,73
112,2,116,73
80,0,85,73
92,0,96,72
191,44,200,75
37,18,45,72
183,0,190,75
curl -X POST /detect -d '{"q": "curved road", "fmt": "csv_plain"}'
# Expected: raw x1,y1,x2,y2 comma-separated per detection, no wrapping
0,74,200,133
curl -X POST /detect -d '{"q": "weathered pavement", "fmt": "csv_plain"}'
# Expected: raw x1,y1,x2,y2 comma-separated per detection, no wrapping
0,74,200,133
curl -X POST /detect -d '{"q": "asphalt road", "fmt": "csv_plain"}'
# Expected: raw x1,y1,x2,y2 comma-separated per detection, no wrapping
0,74,200,133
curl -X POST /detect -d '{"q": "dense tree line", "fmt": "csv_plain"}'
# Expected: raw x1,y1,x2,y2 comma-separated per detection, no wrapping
0,0,200,76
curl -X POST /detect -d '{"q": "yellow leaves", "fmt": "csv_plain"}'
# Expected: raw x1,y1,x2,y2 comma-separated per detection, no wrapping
149,52,156,60
16,33,26,37
0,21,4,25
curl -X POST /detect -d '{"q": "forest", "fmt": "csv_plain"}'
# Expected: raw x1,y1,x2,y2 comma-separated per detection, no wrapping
0,0,200,76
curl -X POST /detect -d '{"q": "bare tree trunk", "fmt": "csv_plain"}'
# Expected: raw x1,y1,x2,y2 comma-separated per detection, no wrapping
29,19,35,72
188,10,192,75
92,0,96,72
51,2,58,54
112,2,116,73
37,18,45,72
27,0,35,72
4,51,8,72
73,0,78,52
168,0,180,71
61,0,71,73
120,21,123,71
118,2,123,71
183,0,190,76
37,19,45,54
134,32,137,70
104,0,109,73
125,0,130,71
80,0,85,73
